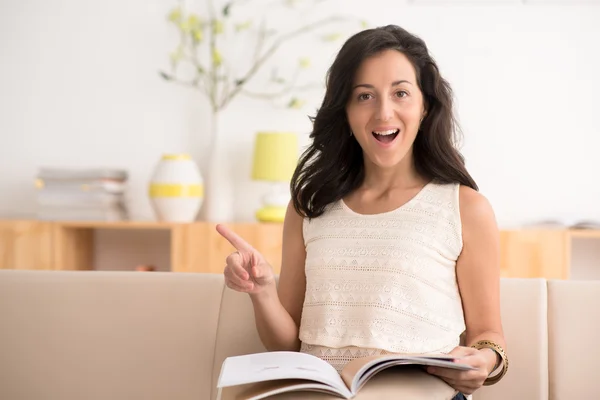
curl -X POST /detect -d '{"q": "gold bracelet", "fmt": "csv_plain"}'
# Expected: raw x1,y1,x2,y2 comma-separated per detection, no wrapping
470,340,509,386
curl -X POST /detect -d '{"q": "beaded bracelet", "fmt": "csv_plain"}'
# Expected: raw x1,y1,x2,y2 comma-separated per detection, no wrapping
470,340,509,385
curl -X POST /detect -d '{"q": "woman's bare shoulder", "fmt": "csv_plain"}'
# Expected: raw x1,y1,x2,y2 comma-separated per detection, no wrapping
458,185,496,222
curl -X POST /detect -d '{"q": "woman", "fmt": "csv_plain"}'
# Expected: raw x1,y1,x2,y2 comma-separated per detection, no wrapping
216,24,508,399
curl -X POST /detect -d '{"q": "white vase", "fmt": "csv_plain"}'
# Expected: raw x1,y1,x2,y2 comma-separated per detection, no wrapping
148,154,203,222
198,112,235,222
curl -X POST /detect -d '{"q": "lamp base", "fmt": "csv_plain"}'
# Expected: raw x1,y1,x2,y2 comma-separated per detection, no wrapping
255,205,287,223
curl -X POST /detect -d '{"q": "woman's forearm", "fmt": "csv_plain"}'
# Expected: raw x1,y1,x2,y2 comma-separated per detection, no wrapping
250,284,300,351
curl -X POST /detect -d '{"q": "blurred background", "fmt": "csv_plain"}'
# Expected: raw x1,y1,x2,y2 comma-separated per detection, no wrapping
1,0,598,274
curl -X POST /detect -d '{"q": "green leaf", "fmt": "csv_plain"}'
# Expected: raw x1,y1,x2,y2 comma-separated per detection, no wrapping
170,45,184,62
234,21,252,32
177,20,192,33
322,33,342,42
188,14,203,29
192,28,203,42
299,57,311,69
287,97,305,109
212,49,223,66
159,71,173,81
271,77,286,84
167,7,182,23
213,20,224,34
222,3,231,16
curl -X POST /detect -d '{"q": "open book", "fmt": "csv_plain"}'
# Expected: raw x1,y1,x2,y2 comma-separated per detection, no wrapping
216,351,475,400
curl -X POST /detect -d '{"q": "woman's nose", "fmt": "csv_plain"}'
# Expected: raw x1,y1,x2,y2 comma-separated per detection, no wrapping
376,99,393,121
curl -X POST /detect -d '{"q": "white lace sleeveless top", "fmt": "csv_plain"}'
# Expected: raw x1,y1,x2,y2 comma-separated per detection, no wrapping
298,182,466,372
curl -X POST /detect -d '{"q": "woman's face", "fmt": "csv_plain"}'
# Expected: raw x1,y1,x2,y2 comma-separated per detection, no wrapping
346,49,426,170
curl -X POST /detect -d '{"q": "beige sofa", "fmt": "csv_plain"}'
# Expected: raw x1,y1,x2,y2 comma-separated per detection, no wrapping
0,270,597,400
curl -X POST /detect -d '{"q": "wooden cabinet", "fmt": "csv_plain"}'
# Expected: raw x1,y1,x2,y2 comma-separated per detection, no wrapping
0,219,598,279
168,221,284,274
499,230,570,280
0,220,284,274
499,229,600,280
0,221,54,270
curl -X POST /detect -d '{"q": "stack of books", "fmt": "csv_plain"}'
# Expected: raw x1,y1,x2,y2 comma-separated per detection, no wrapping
35,167,129,221
524,219,600,230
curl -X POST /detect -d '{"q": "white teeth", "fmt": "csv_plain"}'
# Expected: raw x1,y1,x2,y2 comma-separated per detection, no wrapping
373,129,398,136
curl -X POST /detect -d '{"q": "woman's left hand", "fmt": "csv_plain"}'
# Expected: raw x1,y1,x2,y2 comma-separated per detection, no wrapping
426,346,493,395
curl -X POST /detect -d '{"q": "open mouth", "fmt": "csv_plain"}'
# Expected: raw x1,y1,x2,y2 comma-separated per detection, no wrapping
372,129,399,144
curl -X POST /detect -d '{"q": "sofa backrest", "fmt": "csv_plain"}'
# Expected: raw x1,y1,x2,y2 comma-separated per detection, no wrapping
547,280,599,400
475,278,548,400
0,270,225,400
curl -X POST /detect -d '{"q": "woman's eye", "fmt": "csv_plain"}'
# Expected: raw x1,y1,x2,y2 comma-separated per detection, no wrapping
396,91,408,98
358,93,372,101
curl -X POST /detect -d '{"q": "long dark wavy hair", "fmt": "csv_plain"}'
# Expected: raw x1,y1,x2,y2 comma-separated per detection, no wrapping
291,24,478,219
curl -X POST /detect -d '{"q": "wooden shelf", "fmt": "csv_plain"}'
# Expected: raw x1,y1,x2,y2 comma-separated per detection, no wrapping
1,220,599,279
57,220,180,230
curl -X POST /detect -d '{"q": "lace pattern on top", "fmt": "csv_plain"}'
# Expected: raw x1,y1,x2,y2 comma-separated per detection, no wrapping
300,342,393,373
299,342,457,373
299,182,465,370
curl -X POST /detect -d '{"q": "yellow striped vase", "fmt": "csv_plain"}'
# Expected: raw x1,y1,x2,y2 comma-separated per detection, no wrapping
148,154,204,222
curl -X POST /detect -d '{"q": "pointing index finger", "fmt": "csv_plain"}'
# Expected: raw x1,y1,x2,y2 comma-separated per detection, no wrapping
216,224,254,252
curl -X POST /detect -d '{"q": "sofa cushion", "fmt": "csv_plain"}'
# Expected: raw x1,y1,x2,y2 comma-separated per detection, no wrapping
212,278,550,400
547,280,599,399
0,270,224,400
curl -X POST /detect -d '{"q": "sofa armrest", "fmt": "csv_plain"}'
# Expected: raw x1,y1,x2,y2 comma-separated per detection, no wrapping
0,270,224,400
211,286,268,400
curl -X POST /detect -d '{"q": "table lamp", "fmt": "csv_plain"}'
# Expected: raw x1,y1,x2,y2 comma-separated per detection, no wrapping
251,131,298,222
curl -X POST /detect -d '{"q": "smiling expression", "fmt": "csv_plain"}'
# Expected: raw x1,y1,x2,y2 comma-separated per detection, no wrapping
346,49,426,170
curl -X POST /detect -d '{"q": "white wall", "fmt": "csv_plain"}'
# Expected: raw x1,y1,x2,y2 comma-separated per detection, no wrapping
1,0,600,228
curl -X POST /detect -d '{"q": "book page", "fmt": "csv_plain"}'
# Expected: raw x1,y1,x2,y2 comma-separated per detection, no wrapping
217,351,351,398
340,354,476,394
219,380,350,400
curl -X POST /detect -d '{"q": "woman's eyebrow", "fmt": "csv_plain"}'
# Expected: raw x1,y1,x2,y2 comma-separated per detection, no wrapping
352,80,413,90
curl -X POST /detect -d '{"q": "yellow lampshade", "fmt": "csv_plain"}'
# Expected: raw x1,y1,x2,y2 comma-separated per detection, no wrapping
251,132,298,182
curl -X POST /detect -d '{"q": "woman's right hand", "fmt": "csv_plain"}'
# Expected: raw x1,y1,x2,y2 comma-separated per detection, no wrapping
216,224,275,295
